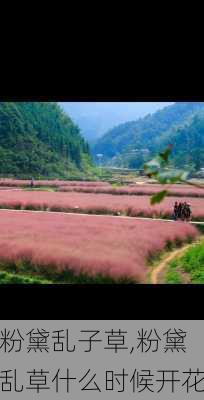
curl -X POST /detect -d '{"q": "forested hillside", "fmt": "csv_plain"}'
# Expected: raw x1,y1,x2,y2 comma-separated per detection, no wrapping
93,102,204,170
60,102,173,141
158,111,204,171
0,102,93,178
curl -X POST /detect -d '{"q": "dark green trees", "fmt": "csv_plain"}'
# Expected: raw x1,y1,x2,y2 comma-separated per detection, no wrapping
93,102,204,170
0,102,93,178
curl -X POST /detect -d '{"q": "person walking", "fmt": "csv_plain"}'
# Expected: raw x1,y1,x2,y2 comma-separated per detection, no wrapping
173,201,178,220
30,177,34,188
186,203,192,222
182,202,188,221
173,201,192,222
177,202,182,220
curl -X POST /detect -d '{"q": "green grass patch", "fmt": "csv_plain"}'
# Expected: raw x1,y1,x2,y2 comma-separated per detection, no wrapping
165,257,184,283
23,187,56,192
165,269,183,284
0,259,136,284
0,270,51,284
165,239,204,283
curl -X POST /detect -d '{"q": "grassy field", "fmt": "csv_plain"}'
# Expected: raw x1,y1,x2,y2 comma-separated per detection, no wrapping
0,191,203,220
0,264,134,284
0,175,203,284
0,270,52,284
165,239,204,283
58,183,204,198
0,211,198,284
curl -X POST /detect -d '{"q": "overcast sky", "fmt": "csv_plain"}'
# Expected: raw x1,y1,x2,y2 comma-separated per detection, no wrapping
60,102,174,140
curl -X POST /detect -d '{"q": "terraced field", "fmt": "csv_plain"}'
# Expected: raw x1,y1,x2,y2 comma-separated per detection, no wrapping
0,179,203,284
0,190,203,220
0,210,198,283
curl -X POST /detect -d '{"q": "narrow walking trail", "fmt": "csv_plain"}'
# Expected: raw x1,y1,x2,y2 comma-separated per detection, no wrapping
0,208,203,225
150,235,204,284
150,244,192,284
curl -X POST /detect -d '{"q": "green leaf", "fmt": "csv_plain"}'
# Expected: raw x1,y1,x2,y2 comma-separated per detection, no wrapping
180,171,189,181
157,170,189,184
144,157,162,177
159,144,173,162
144,157,161,169
150,190,168,205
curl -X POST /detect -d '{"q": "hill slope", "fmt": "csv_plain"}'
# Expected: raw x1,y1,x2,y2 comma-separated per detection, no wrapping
60,102,173,141
0,102,93,178
93,102,204,170
158,110,204,171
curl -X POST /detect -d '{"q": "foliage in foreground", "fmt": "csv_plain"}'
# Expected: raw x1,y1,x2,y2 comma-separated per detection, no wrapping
144,145,204,204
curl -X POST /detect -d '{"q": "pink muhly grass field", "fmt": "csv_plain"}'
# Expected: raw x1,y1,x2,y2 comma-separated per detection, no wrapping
59,183,204,197
0,179,110,188
0,191,203,219
1,179,204,198
58,185,114,193
0,211,198,282
127,184,204,197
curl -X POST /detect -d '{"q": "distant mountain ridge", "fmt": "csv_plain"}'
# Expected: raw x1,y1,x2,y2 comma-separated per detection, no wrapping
59,102,173,141
92,102,204,171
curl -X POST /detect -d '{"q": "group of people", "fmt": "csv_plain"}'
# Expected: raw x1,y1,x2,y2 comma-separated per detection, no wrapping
173,201,192,221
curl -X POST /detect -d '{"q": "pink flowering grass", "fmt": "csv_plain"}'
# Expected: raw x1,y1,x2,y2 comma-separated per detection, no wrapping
0,191,203,220
58,185,113,193
59,183,204,197
1,179,204,198
0,211,198,282
0,179,110,188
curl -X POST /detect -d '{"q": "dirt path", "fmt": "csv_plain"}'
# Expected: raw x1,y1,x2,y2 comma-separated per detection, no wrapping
0,208,203,225
151,242,198,284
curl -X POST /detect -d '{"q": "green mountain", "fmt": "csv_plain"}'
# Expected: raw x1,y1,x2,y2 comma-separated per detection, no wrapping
0,102,94,179
92,102,204,171
158,111,204,171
